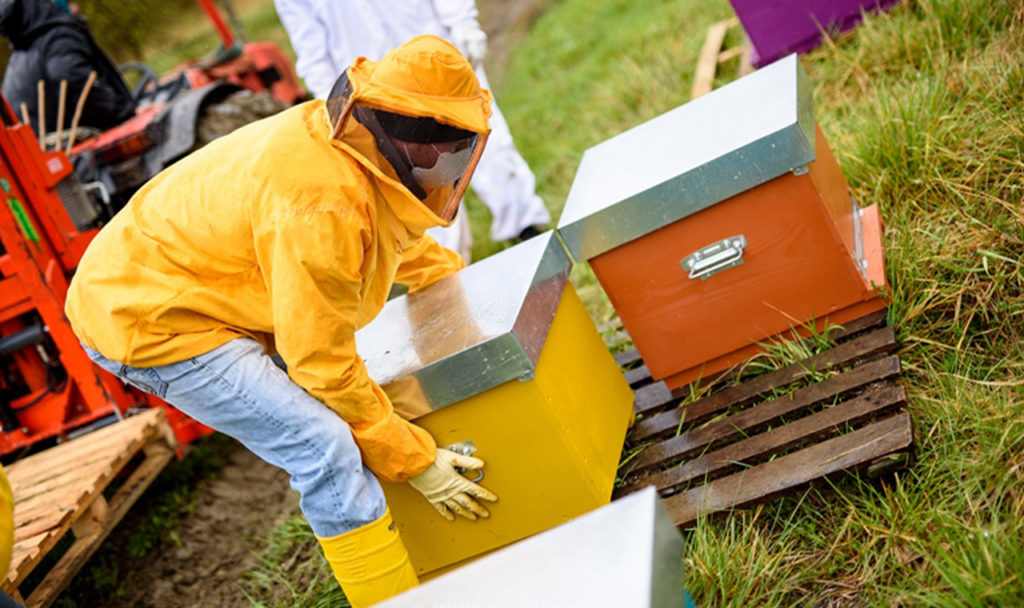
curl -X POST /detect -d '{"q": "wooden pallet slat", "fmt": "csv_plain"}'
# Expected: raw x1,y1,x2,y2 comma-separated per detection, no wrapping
633,381,674,416
613,349,643,368
613,309,914,529
22,443,174,607
631,326,898,442
662,412,913,527
628,355,901,474
623,363,652,387
12,459,124,512
2,408,176,608
825,308,889,341
621,383,907,497
7,413,164,486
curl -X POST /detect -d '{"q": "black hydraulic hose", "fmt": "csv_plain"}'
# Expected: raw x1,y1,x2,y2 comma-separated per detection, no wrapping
0,324,46,357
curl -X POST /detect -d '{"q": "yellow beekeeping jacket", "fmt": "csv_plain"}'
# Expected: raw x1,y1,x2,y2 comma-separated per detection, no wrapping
66,36,492,482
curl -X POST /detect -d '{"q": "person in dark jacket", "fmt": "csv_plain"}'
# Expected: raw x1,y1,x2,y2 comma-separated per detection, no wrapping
0,0,134,136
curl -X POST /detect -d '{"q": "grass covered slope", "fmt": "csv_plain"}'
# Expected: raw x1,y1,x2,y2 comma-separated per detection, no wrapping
61,1,1021,605
494,0,1022,605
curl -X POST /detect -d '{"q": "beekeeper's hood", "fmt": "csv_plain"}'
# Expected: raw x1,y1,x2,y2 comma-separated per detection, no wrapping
325,35,492,224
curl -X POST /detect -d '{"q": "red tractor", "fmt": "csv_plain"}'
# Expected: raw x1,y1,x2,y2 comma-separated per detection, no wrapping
0,0,306,457
69,0,307,216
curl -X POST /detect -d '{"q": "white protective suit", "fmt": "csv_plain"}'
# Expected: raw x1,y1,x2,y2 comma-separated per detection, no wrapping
274,0,551,260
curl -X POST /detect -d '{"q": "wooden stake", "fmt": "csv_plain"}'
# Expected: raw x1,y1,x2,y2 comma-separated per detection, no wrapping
66,71,97,155
55,79,68,152
19,102,30,127
37,80,46,149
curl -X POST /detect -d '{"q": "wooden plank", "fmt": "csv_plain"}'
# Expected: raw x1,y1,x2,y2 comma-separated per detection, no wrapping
7,432,146,490
627,355,901,474
14,510,72,545
7,533,45,568
827,308,889,342
660,309,893,399
13,442,140,521
3,409,173,597
618,382,906,497
22,444,173,608
12,410,155,468
15,462,134,541
692,18,737,99
631,327,897,442
11,459,125,508
8,412,165,517
633,381,675,416
614,349,642,368
624,364,652,387
6,410,163,483
663,412,913,527
717,46,745,63
5,532,50,594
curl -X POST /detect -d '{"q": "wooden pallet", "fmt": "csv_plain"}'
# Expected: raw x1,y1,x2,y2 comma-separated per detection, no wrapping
613,310,914,527
2,408,176,607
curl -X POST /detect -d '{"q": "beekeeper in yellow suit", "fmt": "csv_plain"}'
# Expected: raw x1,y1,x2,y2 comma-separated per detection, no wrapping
65,35,497,607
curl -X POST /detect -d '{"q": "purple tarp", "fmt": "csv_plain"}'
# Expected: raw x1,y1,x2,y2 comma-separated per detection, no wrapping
730,0,902,67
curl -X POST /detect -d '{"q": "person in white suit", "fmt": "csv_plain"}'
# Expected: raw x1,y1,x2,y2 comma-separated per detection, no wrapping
275,0,550,262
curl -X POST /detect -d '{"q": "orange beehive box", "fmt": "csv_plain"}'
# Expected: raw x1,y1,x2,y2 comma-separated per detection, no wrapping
556,55,888,389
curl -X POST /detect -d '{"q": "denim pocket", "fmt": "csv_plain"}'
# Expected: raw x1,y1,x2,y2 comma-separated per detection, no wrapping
120,366,169,399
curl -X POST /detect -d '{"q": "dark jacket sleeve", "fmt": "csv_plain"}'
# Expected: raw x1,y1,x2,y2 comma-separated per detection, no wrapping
42,26,134,131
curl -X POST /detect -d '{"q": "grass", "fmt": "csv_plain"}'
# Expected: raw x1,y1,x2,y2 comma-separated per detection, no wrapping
65,0,1024,605
240,515,344,608
133,0,297,77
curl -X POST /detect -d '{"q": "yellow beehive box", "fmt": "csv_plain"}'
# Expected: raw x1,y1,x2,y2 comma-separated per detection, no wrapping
357,232,634,577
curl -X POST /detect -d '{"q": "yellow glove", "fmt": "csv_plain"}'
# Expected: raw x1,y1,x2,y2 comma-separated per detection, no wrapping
408,448,498,522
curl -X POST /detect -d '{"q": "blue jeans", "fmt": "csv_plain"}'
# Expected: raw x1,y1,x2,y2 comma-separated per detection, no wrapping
83,338,386,537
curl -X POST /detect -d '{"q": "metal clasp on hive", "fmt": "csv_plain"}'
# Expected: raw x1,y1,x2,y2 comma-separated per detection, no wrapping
680,234,748,280
444,440,484,482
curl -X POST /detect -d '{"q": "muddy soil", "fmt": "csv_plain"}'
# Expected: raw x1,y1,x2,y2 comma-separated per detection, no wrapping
108,444,299,608
60,2,550,607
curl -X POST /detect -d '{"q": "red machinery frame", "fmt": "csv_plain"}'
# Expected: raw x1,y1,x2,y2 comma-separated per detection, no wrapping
0,97,211,456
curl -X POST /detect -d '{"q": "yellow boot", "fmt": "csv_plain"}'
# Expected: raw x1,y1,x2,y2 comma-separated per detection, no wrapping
317,509,418,607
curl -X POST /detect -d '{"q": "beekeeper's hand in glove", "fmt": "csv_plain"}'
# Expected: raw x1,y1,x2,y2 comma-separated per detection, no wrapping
449,20,487,69
409,448,497,521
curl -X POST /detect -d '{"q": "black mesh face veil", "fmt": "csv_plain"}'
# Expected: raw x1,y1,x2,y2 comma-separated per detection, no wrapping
374,110,475,143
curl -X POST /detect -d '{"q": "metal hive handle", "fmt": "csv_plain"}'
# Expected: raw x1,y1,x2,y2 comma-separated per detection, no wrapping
680,234,748,280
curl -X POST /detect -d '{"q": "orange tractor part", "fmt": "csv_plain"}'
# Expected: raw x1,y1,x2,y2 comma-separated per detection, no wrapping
0,97,211,456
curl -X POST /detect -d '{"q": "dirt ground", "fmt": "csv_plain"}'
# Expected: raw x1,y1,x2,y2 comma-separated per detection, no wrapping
78,2,549,606
106,445,298,607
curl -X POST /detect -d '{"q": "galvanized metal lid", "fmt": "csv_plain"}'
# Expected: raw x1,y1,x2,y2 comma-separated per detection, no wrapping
377,487,687,607
557,54,816,262
356,230,571,419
